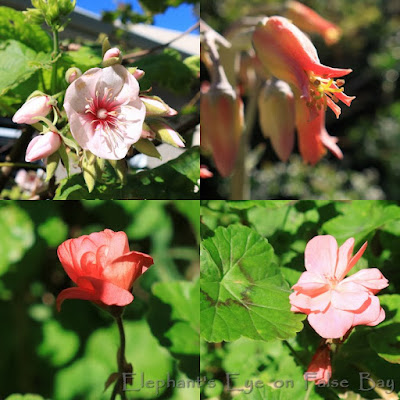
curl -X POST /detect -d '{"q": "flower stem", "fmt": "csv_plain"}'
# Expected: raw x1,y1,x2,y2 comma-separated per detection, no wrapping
51,29,59,95
111,315,127,400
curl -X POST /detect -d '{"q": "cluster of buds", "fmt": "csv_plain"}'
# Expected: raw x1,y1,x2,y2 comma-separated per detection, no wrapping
12,93,62,164
24,0,76,29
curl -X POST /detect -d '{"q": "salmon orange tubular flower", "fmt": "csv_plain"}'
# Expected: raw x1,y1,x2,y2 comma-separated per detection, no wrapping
290,235,388,339
56,229,153,311
285,1,342,46
201,82,244,177
258,79,295,162
252,16,355,119
295,97,343,164
64,65,146,160
304,343,332,384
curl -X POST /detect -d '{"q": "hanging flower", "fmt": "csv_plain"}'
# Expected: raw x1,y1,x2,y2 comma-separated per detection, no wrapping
290,235,388,339
56,229,153,311
285,1,342,46
295,97,343,164
64,65,146,160
304,343,332,384
252,16,355,119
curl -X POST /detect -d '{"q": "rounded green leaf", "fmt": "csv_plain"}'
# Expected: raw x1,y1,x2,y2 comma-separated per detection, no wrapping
200,224,305,342
0,204,34,276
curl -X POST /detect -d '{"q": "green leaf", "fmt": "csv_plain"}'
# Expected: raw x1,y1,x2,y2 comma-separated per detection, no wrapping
58,143,70,177
149,280,199,355
368,294,400,364
0,204,35,276
55,320,173,399
322,201,400,245
37,216,68,247
63,46,102,71
227,200,293,210
0,40,52,97
173,200,200,240
0,7,52,52
46,151,60,182
200,224,305,342
5,395,45,400
37,320,80,367
136,49,198,94
54,147,200,199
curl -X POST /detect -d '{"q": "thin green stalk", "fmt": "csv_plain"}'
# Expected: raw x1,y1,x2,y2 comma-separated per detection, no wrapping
0,162,42,169
111,315,127,400
51,29,59,94
304,381,314,400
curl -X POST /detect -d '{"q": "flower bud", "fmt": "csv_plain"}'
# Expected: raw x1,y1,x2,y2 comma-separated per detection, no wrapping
58,0,76,16
200,165,213,179
258,79,295,162
65,67,82,84
13,95,53,125
128,67,145,80
25,131,62,162
141,95,177,117
285,1,341,45
102,48,122,67
200,82,244,177
304,343,332,385
147,120,185,148
141,122,156,140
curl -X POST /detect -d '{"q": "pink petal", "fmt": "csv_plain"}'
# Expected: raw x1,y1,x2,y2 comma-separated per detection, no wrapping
305,235,338,277
308,304,354,338
103,251,154,290
334,238,355,280
331,287,369,311
343,268,389,294
320,128,343,159
56,286,99,311
57,239,79,283
292,271,329,295
346,241,368,274
365,306,385,326
290,290,331,313
351,295,383,326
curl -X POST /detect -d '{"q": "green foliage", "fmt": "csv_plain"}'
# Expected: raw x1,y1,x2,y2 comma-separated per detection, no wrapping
200,200,400,400
0,40,52,97
54,147,200,199
0,7,52,52
200,224,305,342
0,204,34,276
136,49,198,94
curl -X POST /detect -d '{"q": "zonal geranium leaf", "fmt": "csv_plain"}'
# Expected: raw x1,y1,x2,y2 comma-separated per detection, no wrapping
200,224,305,343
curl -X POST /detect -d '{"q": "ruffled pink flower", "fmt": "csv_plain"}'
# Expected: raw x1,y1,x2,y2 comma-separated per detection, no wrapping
252,16,355,119
12,95,52,125
304,343,332,384
64,65,146,160
56,229,153,311
25,131,62,162
290,235,388,339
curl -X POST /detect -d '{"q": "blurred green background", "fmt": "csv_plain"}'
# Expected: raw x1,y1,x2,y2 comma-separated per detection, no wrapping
0,200,199,400
201,0,400,199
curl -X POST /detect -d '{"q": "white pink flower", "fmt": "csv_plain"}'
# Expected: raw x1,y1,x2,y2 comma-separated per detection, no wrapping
64,65,146,160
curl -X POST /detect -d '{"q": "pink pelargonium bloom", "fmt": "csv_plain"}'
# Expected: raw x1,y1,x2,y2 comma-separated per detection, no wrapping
252,16,355,119
56,229,153,311
304,343,332,384
290,235,388,339
64,65,146,160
